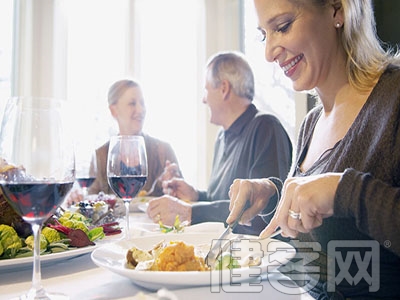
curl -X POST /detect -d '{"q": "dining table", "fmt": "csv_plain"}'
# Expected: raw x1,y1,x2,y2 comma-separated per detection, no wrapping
0,210,315,300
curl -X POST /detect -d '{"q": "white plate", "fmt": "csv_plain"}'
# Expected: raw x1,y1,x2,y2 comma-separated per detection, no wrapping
129,196,154,212
0,245,96,271
0,232,122,272
91,232,296,291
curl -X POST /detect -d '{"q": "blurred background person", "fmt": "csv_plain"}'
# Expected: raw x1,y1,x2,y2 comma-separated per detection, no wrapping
66,79,181,206
147,51,292,235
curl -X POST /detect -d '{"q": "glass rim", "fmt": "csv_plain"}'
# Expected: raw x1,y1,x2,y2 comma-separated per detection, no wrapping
110,135,144,140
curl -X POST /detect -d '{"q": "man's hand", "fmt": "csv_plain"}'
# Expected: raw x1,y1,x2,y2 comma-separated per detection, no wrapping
162,178,199,202
147,195,192,226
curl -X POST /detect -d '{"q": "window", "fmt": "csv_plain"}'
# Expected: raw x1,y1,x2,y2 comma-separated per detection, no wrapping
243,1,297,142
5,0,298,189
66,0,205,186
66,0,129,156
0,0,13,121
132,0,205,186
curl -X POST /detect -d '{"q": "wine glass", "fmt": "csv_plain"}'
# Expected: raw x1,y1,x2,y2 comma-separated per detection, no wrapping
0,97,75,300
75,147,97,197
107,135,147,239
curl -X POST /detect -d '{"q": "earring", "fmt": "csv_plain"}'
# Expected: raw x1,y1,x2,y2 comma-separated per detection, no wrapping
335,22,341,28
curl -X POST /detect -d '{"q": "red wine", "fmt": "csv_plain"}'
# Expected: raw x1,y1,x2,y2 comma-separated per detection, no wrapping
1,182,74,222
77,177,96,188
108,175,147,199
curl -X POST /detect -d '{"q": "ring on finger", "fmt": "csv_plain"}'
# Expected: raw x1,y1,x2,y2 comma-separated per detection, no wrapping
288,209,301,220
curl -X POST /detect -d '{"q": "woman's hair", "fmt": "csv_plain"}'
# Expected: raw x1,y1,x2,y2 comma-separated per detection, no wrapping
108,79,141,105
294,0,400,92
206,51,255,100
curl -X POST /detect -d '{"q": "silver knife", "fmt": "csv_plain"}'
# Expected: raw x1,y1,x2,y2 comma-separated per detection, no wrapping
205,202,249,268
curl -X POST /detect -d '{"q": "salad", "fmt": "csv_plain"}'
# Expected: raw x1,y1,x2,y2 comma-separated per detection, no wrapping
0,210,121,260
0,160,122,260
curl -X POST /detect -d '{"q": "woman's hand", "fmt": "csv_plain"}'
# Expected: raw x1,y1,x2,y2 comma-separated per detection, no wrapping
226,178,278,226
260,173,342,239
162,178,199,202
147,195,192,226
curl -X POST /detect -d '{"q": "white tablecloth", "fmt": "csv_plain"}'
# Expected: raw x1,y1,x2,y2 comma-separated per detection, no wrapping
0,213,314,300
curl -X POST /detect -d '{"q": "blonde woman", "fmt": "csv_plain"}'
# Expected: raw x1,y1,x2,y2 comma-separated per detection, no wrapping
228,0,400,298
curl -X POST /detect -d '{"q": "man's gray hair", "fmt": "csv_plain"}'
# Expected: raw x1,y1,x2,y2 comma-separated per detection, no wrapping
206,51,255,101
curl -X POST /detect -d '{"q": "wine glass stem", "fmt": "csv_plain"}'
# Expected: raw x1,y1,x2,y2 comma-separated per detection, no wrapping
124,200,130,239
82,187,88,198
31,223,45,296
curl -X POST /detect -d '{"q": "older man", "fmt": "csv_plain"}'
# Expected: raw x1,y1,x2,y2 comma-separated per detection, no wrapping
147,51,292,235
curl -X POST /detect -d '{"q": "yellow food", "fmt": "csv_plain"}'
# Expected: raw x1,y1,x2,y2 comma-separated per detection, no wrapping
154,241,208,271
126,240,209,272
0,164,17,173
137,190,147,197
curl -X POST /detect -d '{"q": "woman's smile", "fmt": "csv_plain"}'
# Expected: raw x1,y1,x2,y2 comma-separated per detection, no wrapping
280,53,304,77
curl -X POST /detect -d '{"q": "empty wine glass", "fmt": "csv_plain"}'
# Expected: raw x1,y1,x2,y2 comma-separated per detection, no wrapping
0,97,75,299
107,135,147,239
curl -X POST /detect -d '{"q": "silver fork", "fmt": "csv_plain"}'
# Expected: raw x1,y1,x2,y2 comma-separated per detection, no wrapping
145,173,162,196
146,167,180,196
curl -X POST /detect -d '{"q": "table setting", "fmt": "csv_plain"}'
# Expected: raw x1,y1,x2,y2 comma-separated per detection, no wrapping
1,210,315,300
0,97,313,300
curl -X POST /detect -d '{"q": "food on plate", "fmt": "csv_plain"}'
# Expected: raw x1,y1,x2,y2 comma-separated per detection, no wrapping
0,160,122,260
41,226,62,244
155,241,209,271
214,252,241,270
126,245,153,267
0,158,25,178
0,160,31,238
126,240,210,271
24,226,66,251
137,190,147,197
125,237,264,272
51,226,95,248
71,192,125,225
48,210,117,246
158,215,188,233
0,209,121,260
86,192,118,208
0,224,23,258
70,199,108,223
25,233,48,251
